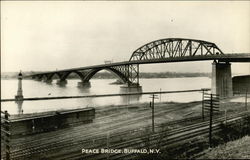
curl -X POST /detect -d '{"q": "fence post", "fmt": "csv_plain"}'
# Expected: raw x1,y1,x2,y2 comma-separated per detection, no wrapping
152,96,155,133
4,111,11,160
150,94,158,133
224,109,227,126
202,89,205,121
246,90,248,110
160,88,162,102
106,131,110,160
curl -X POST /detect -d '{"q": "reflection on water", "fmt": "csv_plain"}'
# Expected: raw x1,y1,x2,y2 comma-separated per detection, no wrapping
77,86,90,94
16,100,23,115
1,77,210,115
119,86,142,104
120,94,142,105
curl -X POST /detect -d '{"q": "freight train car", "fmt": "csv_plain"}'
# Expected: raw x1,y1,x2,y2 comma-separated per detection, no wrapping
9,107,95,136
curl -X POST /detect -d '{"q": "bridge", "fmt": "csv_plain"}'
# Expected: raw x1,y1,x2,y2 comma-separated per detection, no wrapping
28,38,250,97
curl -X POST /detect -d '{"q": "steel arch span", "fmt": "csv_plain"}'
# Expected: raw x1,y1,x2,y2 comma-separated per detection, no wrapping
129,38,224,61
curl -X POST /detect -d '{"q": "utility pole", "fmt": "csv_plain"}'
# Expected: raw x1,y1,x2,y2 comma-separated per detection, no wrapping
202,89,205,121
150,94,158,133
152,99,154,133
209,94,213,148
245,89,248,110
204,93,219,148
160,88,162,102
224,109,227,126
106,131,110,160
149,101,153,132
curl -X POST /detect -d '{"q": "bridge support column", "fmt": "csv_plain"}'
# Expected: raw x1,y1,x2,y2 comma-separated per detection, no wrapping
45,79,52,84
211,61,233,98
77,81,91,88
56,79,67,86
120,83,142,93
35,77,42,81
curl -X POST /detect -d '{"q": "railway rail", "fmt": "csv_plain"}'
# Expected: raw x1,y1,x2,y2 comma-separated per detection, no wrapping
61,111,249,160
3,110,249,160
8,102,200,158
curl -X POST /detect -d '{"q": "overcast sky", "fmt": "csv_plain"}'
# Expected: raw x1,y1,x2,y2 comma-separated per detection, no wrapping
1,1,250,74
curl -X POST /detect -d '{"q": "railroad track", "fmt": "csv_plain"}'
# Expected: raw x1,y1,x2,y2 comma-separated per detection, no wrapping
52,111,249,160
7,102,199,159
44,112,249,160
2,112,223,160
11,102,196,146
3,107,248,160
11,104,174,149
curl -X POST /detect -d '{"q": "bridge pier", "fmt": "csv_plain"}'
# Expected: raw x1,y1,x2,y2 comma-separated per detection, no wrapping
35,77,42,81
56,80,67,86
120,83,142,93
77,81,91,88
211,61,233,98
45,79,52,84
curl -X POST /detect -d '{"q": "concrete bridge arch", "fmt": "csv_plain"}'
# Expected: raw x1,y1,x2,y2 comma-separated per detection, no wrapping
82,67,130,84
54,67,131,87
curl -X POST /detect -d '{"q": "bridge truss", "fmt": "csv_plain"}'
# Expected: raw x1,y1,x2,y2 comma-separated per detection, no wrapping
129,38,224,61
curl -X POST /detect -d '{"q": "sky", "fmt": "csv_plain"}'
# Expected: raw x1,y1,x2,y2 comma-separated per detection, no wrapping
1,1,250,74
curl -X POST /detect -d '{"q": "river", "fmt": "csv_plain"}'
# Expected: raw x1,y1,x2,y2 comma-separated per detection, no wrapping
1,77,210,115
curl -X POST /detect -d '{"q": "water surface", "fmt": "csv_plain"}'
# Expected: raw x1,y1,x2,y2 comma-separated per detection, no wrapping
1,77,210,115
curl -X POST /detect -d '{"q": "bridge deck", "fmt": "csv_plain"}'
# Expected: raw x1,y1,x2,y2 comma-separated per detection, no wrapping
29,53,250,76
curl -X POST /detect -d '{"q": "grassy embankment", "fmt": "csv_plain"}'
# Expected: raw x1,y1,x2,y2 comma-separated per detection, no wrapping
200,136,250,159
